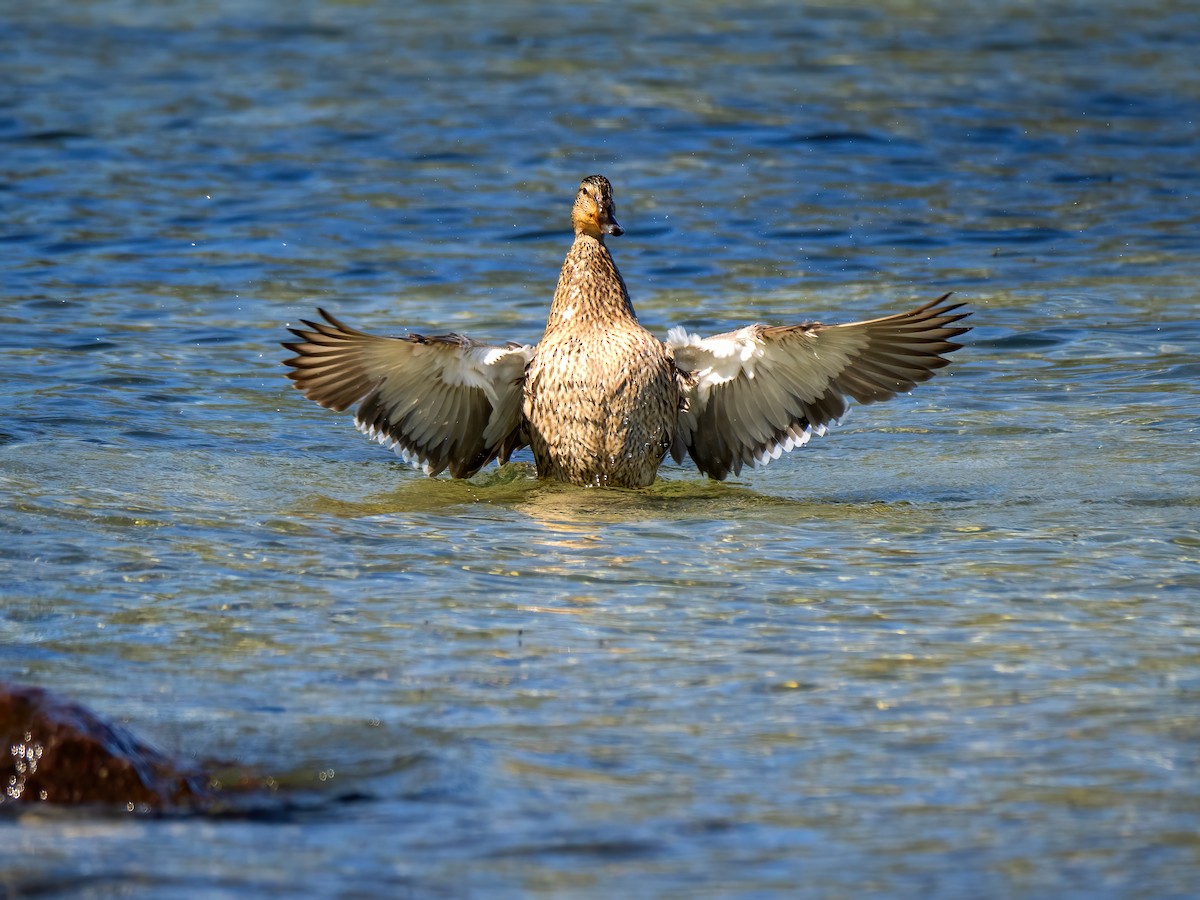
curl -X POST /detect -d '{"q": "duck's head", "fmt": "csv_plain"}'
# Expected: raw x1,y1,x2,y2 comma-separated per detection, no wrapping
572,175,624,240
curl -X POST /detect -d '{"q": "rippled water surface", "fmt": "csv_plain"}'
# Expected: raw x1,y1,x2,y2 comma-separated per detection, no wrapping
3,0,1199,896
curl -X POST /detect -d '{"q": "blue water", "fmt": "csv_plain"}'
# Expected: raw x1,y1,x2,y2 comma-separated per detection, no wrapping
2,1,1198,896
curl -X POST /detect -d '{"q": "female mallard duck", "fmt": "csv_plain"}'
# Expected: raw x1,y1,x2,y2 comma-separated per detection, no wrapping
283,175,969,488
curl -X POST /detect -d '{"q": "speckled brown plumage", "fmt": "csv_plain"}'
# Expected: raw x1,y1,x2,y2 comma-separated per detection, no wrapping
282,175,970,488
524,176,678,487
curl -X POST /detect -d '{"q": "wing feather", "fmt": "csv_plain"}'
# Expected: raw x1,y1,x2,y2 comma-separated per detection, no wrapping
668,293,970,480
283,309,533,478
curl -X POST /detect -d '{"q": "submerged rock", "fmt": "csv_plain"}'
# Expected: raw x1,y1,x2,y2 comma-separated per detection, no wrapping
1,684,205,811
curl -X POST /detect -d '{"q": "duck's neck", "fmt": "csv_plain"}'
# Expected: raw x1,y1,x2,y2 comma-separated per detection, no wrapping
544,233,638,331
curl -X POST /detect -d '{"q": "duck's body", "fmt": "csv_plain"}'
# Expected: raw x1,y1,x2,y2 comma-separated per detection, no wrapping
525,314,677,488
284,176,970,488
526,184,678,486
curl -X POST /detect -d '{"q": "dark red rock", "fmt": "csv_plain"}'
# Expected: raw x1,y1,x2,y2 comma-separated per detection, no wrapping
1,684,204,811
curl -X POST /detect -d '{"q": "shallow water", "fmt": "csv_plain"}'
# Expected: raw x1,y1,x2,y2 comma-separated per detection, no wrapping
2,0,1199,896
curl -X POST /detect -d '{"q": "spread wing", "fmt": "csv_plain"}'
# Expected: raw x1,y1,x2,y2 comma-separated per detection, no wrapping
282,309,534,478
666,293,970,480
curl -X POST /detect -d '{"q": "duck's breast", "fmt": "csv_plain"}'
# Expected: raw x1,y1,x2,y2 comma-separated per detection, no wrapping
525,326,677,487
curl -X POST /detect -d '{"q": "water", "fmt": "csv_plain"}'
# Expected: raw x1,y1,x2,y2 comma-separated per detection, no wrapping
2,0,1198,895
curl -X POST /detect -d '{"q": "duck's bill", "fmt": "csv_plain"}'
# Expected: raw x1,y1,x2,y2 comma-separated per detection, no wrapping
603,220,624,236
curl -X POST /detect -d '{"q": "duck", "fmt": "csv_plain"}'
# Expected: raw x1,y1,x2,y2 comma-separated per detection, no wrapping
282,175,970,488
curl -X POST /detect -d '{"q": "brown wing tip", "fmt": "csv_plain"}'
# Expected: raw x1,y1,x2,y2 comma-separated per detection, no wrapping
280,345,307,369
280,308,360,403
318,311,361,338
921,292,972,326
280,306,361,358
